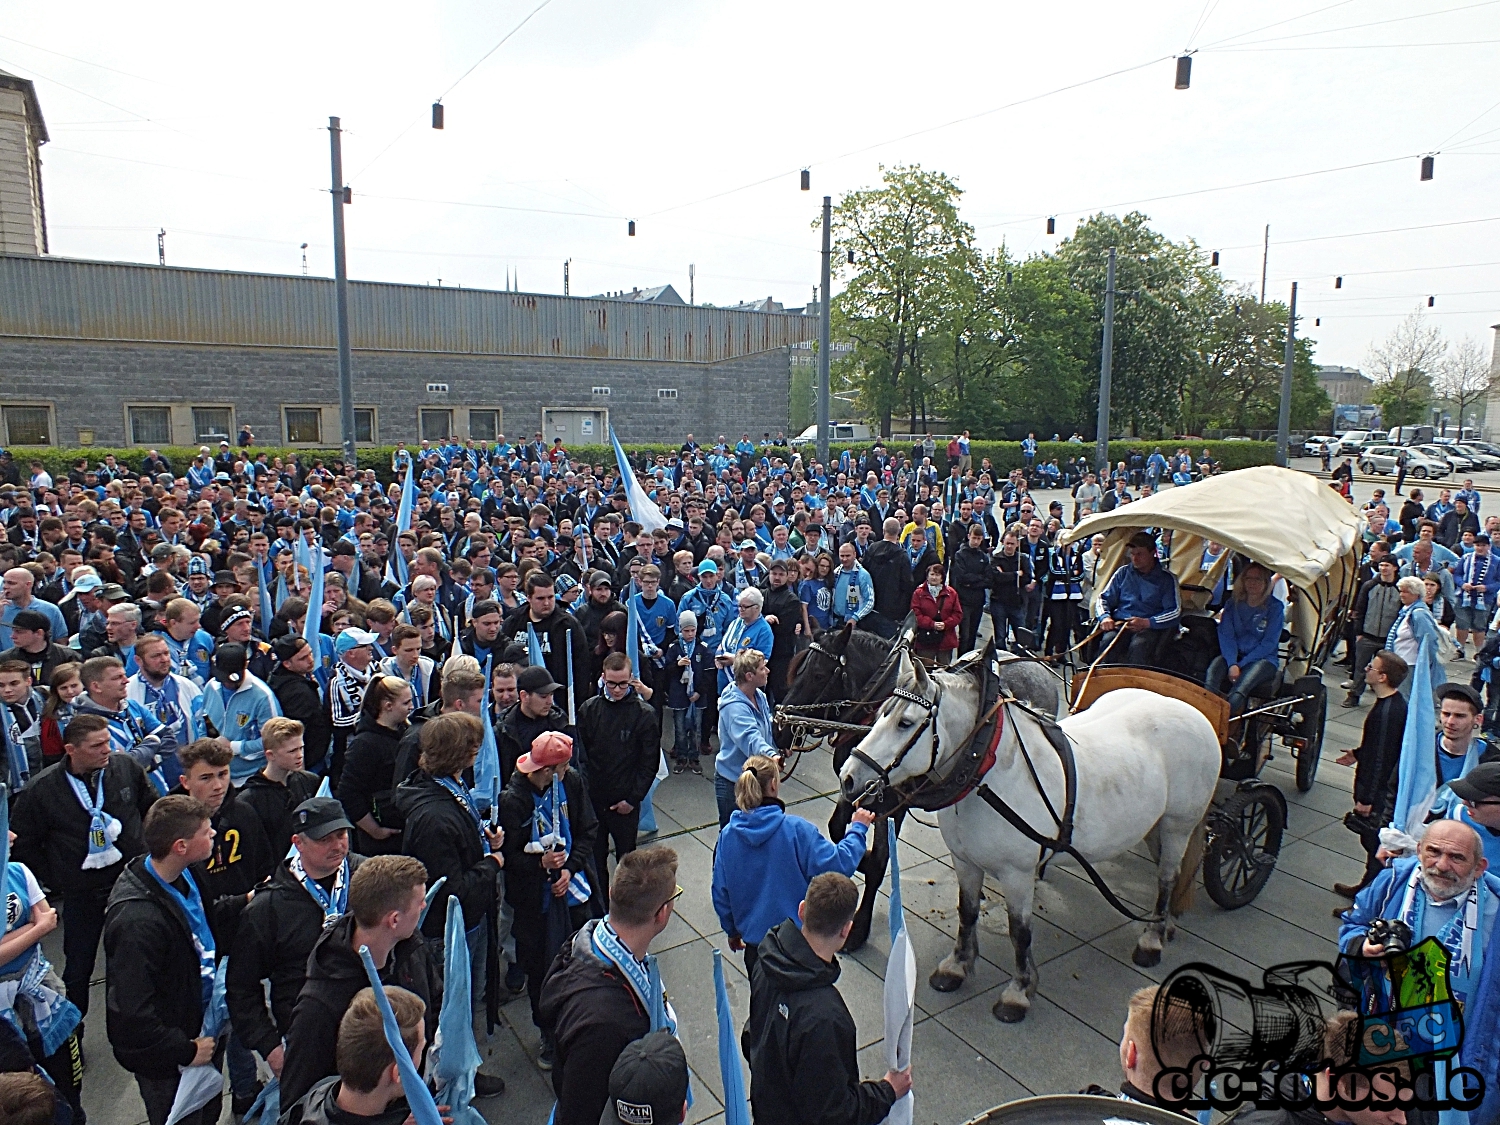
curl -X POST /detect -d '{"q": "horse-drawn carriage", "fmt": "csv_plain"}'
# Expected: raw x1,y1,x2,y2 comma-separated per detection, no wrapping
1057,464,1364,909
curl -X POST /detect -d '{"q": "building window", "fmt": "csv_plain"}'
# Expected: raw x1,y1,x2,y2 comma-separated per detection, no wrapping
469,409,500,442
3,406,50,446
355,409,375,444
192,407,233,444
284,408,322,444
657,388,678,399
591,386,611,396
420,409,452,441
128,406,171,446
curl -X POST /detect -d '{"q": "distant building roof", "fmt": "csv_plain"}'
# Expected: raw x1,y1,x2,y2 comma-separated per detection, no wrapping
587,284,684,304
727,297,784,313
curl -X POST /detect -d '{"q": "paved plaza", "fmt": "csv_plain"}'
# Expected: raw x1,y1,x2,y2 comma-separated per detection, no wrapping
68,458,1497,1124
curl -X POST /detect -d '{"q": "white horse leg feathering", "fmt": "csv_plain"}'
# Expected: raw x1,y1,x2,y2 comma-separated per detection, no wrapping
840,654,1220,1023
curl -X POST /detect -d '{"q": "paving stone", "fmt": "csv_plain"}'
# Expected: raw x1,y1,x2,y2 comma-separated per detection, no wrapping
856,1017,1031,1122
935,989,1121,1097
1175,902,1339,970
1034,943,1157,1038
1275,836,1367,889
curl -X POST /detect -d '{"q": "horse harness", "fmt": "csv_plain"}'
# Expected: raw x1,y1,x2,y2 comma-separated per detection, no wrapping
867,647,1161,924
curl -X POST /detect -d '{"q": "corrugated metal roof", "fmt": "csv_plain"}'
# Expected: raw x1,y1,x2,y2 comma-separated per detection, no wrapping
0,254,817,363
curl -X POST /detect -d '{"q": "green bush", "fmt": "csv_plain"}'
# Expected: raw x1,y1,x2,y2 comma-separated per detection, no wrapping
8,437,1276,486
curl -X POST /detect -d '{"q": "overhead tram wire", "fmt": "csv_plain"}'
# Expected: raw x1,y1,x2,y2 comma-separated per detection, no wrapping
0,35,164,83
0,57,190,136
352,0,556,180
1211,39,1500,51
1198,0,1500,49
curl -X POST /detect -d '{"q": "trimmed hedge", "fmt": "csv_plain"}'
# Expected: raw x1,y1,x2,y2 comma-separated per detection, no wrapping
7,438,1277,485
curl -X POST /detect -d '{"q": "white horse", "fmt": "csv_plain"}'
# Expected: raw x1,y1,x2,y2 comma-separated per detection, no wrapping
840,651,1220,1022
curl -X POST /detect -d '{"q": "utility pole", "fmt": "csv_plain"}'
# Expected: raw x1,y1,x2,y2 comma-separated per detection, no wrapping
1259,224,1269,305
157,228,165,266
563,259,570,296
688,263,695,306
817,195,832,466
1095,247,1117,476
1276,281,1298,468
328,116,357,466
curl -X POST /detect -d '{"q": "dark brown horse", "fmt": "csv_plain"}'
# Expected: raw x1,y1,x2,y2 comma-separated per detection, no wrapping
779,623,910,950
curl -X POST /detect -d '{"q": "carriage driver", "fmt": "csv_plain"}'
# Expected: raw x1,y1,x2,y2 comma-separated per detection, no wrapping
1097,532,1182,669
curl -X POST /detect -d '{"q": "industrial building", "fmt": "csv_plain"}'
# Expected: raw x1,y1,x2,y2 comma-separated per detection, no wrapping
0,254,817,449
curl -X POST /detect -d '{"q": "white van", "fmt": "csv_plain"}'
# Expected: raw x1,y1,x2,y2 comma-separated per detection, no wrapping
791,423,875,447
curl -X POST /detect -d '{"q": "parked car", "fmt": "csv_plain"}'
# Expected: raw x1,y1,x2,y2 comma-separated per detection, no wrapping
1301,435,1341,458
790,422,876,447
1336,429,1378,454
1467,440,1500,461
1389,425,1436,447
1358,445,1451,479
1450,444,1500,471
1416,444,1474,473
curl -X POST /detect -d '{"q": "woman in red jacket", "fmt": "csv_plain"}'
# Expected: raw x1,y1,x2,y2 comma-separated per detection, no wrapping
911,562,961,664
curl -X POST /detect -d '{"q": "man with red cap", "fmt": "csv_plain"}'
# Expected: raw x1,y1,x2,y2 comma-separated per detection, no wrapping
498,729,600,1070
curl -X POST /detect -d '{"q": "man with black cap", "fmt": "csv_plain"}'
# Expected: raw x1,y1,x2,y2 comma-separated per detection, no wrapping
228,796,364,1082
495,664,577,782
575,572,625,651
269,635,333,775
0,607,79,691
200,571,240,637
329,538,381,603
600,1031,689,1125
1097,531,1181,667
201,641,283,787
1428,760,1500,871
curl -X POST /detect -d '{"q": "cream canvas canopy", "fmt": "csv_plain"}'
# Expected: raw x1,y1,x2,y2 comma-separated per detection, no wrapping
1058,466,1364,673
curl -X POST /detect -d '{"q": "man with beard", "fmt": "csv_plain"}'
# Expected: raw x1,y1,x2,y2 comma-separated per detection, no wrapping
499,572,591,704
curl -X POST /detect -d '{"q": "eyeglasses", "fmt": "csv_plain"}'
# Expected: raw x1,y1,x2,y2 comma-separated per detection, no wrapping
603,678,632,691
658,885,684,913
1464,798,1500,808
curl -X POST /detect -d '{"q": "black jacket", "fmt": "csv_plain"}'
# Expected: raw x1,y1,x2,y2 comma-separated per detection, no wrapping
103,858,228,1078
538,919,652,1125
494,701,576,786
949,545,995,606
278,913,441,1107
0,642,80,692
862,540,913,621
279,1075,411,1125
574,692,658,809
1353,692,1407,820
269,666,333,772
574,597,626,651
498,767,599,917
991,550,1033,607
12,755,155,895
394,770,499,938
743,918,897,1125
238,767,321,864
763,584,804,668
391,699,443,788
337,712,409,833
227,854,366,1057
169,781,275,905
499,607,594,703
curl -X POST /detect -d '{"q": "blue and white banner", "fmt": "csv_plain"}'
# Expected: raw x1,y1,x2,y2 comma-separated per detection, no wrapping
610,426,667,533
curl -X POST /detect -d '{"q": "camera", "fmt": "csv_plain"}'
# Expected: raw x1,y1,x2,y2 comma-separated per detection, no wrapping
1365,918,1413,954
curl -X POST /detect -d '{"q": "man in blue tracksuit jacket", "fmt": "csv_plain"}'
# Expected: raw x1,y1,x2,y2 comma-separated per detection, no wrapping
200,642,282,784
1098,531,1181,668
715,649,778,829
831,545,875,627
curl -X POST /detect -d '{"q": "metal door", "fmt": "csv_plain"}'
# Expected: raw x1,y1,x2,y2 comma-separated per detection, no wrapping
542,408,608,446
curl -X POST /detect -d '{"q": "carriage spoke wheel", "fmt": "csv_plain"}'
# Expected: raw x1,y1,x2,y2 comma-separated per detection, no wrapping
1203,786,1284,909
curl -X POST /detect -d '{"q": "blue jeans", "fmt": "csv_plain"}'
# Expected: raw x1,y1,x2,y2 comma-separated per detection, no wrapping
991,603,1030,650
227,1028,259,1098
671,707,700,762
715,774,737,829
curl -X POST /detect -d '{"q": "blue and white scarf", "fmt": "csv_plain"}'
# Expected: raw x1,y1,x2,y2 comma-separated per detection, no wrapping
531,781,591,908
144,858,216,1009
289,852,349,926
67,770,122,869
591,917,675,1034
0,866,80,1058
435,776,489,856
1400,862,1485,996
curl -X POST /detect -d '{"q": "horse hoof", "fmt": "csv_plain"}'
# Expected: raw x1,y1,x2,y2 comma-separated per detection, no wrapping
929,970,965,993
994,999,1029,1023
841,921,871,954
1132,945,1162,968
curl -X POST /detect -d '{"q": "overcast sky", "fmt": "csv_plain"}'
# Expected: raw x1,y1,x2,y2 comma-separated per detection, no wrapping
4,0,1499,371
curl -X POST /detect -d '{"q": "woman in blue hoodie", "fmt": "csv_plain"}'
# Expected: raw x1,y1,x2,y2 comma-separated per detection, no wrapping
712,755,874,977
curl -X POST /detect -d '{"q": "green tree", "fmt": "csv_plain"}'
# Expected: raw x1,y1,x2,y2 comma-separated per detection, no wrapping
828,165,974,437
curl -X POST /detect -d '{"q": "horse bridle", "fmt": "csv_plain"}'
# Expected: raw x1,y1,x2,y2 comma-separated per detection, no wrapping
847,679,945,798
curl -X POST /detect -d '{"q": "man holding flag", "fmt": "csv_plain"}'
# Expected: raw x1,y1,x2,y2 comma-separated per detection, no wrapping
499,571,591,706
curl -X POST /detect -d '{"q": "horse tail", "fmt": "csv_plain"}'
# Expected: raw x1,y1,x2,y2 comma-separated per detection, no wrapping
1170,817,1207,917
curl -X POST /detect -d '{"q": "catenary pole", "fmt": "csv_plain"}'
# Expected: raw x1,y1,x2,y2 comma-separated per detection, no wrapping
1260,223,1269,305
1277,281,1298,468
329,117,357,465
817,195,832,466
1095,247,1116,477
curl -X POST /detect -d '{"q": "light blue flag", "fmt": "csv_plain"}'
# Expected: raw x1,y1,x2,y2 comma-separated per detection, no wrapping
610,426,667,533
474,681,500,816
435,896,486,1125
256,559,273,638
304,541,325,649
417,875,448,930
384,466,416,590
1393,634,1443,836
883,818,915,1125
627,597,641,680
713,948,751,1125
526,624,546,669
357,946,444,1125
241,1079,280,1125
888,818,905,947
0,782,9,871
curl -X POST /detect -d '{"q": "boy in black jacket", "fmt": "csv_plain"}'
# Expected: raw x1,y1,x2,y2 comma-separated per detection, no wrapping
103,795,227,1125
744,872,909,1125
663,611,714,775
238,715,320,860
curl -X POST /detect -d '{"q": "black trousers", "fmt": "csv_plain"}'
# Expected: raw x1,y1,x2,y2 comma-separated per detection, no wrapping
513,902,592,1029
38,1032,85,1125
62,883,112,1018
593,803,639,904
958,599,985,655
136,1043,225,1125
